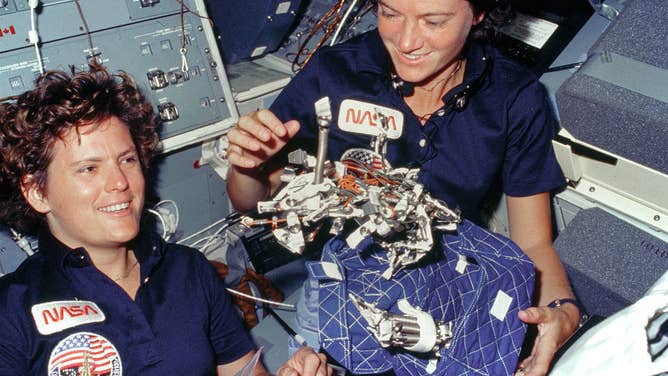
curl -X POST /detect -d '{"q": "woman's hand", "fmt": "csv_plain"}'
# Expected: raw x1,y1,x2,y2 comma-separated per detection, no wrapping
515,303,580,375
227,109,300,170
506,193,581,375
226,109,301,211
276,347,332,376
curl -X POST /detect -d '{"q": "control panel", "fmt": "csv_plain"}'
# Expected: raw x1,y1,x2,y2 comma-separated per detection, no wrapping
0,0,237,153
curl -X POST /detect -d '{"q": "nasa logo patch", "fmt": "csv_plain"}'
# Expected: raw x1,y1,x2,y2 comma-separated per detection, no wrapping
31,300,105,335
48,332,122,376
338,99,404,139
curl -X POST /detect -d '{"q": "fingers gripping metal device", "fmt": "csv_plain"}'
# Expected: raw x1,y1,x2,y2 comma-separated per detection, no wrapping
243,97,462,278
350,294,453,355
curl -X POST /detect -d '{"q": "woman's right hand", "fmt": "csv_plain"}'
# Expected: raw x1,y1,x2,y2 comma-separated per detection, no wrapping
227,109,300,170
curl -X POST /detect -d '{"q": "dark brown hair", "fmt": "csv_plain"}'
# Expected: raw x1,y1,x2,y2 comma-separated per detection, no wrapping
372,0,514,42
468,0,514,42
0,65,159,233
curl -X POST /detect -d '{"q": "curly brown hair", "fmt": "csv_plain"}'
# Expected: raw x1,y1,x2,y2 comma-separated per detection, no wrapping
0,65,159,234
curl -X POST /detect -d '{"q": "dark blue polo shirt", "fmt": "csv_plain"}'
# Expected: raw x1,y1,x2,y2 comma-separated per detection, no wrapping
0,229,254,375
271,29,565,224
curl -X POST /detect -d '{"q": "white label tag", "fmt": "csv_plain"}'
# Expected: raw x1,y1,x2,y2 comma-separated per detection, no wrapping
455,254,468,274
250,46,267,57
338,99,404,139
321,262,343,281
426,357,438,374
31,300,106,335
500,13,559,49
490,290,513,321
275,1,291,14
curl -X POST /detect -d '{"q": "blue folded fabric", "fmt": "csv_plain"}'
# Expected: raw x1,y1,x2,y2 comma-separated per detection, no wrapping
306,220,535,375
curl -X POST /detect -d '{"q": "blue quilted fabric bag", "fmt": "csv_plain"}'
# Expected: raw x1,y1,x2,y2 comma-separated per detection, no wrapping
305,219,535,375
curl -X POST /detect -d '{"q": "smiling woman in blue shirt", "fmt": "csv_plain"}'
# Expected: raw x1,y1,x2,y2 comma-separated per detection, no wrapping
225,1,581,375
0,65,330,376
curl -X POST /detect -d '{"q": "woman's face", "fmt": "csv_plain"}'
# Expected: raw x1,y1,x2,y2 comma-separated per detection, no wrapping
377,0,483,85
25,116,145,253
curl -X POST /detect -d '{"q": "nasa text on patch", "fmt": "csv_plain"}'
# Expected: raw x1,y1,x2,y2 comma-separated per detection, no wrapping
31,300,106,335
338,99,404,139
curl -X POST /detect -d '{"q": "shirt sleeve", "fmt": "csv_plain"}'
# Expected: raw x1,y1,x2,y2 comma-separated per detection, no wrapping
197,253,255,365
0,287,28,375
269,51,324,156
502,79,566,196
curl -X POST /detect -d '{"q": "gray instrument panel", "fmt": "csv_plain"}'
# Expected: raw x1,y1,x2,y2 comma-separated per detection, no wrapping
0,0,236,150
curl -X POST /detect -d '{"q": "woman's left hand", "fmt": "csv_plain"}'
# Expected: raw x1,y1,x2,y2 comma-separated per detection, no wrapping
276,347,332,376
515,304,580,376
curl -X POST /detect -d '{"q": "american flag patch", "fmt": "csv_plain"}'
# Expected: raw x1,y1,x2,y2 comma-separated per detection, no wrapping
48,332,122,376
341,148,388,172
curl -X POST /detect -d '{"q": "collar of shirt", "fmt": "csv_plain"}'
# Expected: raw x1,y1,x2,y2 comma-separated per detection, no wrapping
350,28,492,103
38,227,165,282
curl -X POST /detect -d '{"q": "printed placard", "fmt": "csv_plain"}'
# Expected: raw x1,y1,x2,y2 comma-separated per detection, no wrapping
499,12,559,49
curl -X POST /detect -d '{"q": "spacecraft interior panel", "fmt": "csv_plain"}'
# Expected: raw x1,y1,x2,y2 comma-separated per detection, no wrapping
0,0,237,153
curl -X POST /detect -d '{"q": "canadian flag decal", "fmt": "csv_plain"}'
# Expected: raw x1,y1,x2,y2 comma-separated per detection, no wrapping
0,25,16,37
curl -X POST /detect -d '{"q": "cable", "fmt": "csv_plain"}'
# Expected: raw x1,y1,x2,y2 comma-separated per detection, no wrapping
153,199,180,233
191,230,224,251
545,61,585,73
72,0,98,65
143,200,180,241
265,305,308,346
176,213,239,244
28,0,45,74
289,0,375,72
291,0,347,71
146,208,170,240
189,232,225,249
192,234,226,256
188,217,233,255
178,0,189,72
193,217,229,252
173,0,218,73
177,218,228,244
329,0,358,46
175,0,214,27
225,287,296,310
174,0,215,73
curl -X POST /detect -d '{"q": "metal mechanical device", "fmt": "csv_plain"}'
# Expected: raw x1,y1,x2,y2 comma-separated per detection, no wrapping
350,294,453,355
239,97,462,356
242,97,461,279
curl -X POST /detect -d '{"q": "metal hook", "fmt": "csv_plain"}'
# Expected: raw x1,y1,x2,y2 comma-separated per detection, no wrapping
180,47,189,73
